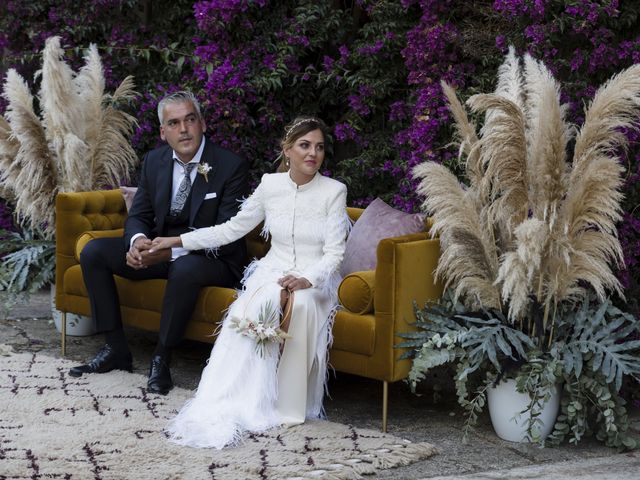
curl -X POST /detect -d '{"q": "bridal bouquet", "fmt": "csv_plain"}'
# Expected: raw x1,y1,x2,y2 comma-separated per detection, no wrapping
229,301,291,357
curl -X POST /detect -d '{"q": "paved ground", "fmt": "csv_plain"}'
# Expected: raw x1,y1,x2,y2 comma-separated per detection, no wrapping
1,288,639,479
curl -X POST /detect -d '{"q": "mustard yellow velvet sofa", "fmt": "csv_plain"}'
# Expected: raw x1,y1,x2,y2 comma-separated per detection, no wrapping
55,189,442,430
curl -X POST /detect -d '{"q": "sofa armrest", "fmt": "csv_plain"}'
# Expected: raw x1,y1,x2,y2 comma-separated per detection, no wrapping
374,231,442,381
75,229,125,262
55,190,127,311
338,270,376,314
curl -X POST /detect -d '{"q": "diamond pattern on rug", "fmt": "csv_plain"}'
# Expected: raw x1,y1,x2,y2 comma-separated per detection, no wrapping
0,350,437,479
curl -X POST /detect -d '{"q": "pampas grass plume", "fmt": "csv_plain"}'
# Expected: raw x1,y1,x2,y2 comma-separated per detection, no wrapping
0,36,139,238
414,47,639,330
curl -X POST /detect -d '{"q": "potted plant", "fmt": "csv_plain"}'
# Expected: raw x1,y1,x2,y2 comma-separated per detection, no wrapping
0,36,138,334
402,48,640,448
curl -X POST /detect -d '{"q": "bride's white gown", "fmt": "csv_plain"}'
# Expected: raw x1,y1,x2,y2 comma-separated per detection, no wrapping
166,172,349,449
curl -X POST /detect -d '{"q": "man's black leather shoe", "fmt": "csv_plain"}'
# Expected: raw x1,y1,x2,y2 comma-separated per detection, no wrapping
147,355,173,395
68,344,133,377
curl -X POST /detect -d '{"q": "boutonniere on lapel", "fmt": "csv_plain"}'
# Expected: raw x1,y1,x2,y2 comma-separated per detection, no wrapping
197,162,212,182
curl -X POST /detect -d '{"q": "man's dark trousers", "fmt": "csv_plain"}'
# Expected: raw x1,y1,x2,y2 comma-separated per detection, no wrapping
80,237,236,348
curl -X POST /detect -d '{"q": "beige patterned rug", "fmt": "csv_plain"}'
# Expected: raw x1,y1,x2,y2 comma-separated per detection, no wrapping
0,348,437,479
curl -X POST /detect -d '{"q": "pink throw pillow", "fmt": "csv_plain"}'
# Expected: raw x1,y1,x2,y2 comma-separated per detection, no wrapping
120,186,138,212
341,198,426,276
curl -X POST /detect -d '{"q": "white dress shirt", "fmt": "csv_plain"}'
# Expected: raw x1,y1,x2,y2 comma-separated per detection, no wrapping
130,138,206,260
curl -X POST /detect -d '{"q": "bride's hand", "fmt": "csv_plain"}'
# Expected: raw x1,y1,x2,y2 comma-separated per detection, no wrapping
149,236,182,252
278,275,312,291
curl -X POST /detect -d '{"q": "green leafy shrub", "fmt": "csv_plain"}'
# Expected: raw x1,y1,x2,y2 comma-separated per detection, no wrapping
400,292,640,448
0,229,55,293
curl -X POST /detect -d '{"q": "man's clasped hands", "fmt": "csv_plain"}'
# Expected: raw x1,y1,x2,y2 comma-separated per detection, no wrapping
130,235,313,292
125,237,171,270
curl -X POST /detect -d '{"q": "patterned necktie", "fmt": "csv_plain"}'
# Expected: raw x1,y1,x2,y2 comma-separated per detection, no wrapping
170,161,197,216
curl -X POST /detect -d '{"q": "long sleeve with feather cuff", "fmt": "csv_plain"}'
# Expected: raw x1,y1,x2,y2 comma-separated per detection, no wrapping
181,172,349,294
299,185,349,290
180,176,266,251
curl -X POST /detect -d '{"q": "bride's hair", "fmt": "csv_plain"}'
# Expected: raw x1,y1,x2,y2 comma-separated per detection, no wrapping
276,117,329,172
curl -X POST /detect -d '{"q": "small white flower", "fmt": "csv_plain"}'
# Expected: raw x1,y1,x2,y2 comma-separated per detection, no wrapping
230,300,293,357
197,162,212,182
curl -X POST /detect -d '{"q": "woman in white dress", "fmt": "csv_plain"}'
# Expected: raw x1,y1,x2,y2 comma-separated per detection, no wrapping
149,117,350,449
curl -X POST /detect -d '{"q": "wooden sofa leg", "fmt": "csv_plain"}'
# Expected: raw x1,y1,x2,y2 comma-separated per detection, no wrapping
61,312,66,356
382,380,388,433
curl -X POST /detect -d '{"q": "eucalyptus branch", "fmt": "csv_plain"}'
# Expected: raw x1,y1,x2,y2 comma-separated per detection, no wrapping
460,377,494,443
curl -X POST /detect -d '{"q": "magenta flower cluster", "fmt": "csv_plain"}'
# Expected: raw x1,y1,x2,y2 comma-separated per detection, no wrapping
1,0,639,307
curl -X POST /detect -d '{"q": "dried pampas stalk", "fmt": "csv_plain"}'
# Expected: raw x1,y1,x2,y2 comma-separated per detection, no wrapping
89,75,138,189
444,227,502,310
523,54,571,228
496,218,548,320
12,120,59,236
0,115,20,200
551,156,625,304
571,64,640,182
466,94,528,249
2,70,58,237
108,75,138,104
492,46,525,113
61,133,91,192
550,229,624,304
440,81,480,186
413,161,501,310
90,106,138,188
469,47,525,227
550,64,640,304
75,43,105,149
39,36,83,172
0,115,19,159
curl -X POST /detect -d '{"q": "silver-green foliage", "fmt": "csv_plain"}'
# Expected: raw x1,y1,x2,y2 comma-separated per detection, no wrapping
399,292,534,389
0,229,55,293
546,299,640,448
554,298,640,392
398,292,640,449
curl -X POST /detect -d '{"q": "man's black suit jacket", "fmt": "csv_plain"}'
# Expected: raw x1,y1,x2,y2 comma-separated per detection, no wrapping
124,138,249,281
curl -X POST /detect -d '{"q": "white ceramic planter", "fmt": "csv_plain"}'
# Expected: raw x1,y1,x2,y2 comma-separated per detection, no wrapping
50,284,97,337
487,378,560,442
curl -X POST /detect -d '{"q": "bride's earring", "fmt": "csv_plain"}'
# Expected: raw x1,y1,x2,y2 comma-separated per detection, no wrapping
285,157,290,168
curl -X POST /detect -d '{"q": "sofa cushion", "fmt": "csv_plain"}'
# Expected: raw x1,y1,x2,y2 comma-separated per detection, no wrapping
332,310,375,356
341,198,425,276
338,270,375,314
63,265,236,326
74,229,124,262
120,186,138,211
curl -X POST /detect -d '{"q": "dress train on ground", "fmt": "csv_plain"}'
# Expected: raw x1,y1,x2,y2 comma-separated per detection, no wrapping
166,268,332,449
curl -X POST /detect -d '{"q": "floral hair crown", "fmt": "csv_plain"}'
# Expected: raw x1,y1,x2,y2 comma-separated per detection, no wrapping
284,118,319,140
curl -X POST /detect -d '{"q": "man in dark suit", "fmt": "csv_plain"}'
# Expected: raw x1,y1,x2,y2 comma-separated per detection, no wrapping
69,91,248,395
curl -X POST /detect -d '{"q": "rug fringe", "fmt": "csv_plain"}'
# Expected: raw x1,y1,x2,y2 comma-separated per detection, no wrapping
369,441,439,469
297,467,363,479
295,441,438,479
